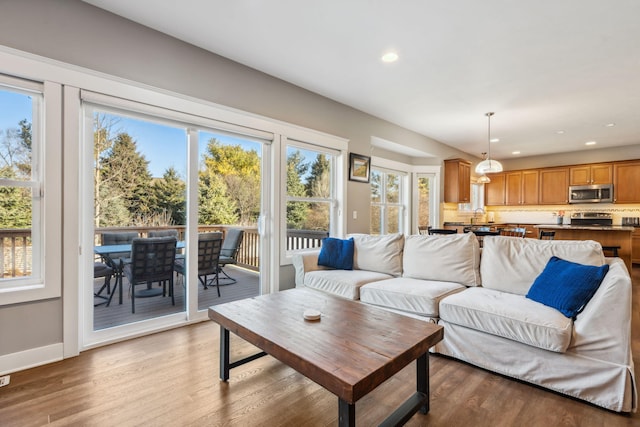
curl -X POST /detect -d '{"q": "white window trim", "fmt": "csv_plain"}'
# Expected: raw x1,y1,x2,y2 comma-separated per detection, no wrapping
0,79,62,305
370,166,409,235
280,137,346,264
411,165,442,234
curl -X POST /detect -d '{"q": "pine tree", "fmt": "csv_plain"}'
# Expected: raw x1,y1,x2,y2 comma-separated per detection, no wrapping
286,150,310,229
152,167,186,225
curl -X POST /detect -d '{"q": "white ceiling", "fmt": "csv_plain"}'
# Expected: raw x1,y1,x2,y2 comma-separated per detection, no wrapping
83,0,640,160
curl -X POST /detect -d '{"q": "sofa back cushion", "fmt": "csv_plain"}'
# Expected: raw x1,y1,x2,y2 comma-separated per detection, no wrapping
349,233,404,276
481,236,605,295
403,232,481,286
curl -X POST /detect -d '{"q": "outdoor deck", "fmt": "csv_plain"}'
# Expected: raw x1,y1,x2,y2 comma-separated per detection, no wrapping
92,265,260,330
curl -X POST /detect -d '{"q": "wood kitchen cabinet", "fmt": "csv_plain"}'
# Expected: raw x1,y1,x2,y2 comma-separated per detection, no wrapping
569,163,612,185
444,159,471,203
484,173,505,206
505,170,539,205
539,167,569,204
614,161,640,203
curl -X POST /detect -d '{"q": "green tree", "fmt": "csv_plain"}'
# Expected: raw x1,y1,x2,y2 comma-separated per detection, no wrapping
285,150,309,229
152,167,186,225
201,139,260,225
99,132,153,226
198,170,238,225
0,166,31,228
0,118,33,228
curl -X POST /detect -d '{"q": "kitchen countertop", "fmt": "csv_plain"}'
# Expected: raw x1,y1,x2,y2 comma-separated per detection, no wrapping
534,224,635,231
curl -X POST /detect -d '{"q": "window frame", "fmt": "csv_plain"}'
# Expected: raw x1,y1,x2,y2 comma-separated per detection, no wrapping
0,76,62,305
281,137,345,263
370,163,409,235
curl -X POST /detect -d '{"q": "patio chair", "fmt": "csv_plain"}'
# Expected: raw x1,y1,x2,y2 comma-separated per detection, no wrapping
174,232,223,295
123,236,177,313
218,228,244,285
148,229,180,239
93,262,113,307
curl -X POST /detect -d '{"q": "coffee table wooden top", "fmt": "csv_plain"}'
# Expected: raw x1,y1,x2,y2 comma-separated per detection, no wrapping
208,288,443,404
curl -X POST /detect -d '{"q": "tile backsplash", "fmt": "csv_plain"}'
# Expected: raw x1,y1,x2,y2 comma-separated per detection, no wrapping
444,203,640,225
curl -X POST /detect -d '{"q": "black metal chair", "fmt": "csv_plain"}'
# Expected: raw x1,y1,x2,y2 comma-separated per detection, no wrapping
174,232,223,296
93,262,113,307
218,228,245,284
539,230,555,240
100,231,139,307
148,229,180,239
123,237,177,313
428,228,457,235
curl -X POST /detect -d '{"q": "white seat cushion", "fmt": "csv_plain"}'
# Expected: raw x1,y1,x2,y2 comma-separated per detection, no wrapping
304,269,392,300
360,277,465,318
439,287,573,353
481,236,605,295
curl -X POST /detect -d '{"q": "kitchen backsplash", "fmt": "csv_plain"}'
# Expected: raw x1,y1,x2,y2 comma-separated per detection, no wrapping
443,203,640,225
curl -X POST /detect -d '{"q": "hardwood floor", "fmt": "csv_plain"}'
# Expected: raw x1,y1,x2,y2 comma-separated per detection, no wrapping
2,268,639,426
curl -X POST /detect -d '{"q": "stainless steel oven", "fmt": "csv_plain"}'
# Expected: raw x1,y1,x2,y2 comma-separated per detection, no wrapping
568,184,613,204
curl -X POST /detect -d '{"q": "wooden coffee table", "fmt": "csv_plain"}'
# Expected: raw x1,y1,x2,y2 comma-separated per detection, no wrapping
208,288,444,426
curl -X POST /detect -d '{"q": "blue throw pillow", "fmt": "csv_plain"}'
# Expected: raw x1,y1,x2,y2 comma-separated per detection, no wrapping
318,237,354,270
526,256,609,319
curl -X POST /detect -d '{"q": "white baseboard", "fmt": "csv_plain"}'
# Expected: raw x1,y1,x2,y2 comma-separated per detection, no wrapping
0,343,64,376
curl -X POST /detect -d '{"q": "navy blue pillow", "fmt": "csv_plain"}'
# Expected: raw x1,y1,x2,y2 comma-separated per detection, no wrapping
526,256,609,319
318,237,354,270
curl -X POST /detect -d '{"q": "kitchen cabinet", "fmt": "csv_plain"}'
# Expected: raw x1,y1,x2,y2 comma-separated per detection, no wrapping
633,228,640,265
505,170,539,205
539,168,569,204
569,163,612,185
614,161,640,203
484,173,505,206
444,159,471,203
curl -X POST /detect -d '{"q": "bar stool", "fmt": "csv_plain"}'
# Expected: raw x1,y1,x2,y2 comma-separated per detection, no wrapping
602,245,620,257
539,230,555,240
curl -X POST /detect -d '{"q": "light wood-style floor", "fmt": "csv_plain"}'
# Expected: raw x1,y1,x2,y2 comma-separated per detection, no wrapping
2,268,640,426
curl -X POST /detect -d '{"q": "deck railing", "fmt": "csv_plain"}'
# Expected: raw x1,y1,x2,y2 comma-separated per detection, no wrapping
2,226,329,277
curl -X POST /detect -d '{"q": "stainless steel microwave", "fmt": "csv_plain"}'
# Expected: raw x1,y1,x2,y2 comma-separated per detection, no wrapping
568,184,613,204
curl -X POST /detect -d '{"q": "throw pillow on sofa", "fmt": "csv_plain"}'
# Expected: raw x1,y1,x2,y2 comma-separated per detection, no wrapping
348,233,404,276
403,232,481,286
317,237,354,270
526,256,609,319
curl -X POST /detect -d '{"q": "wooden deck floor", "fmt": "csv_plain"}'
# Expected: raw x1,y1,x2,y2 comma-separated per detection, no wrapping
92,265,260,330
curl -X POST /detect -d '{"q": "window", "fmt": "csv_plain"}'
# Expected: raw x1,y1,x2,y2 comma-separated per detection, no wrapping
370,167,407,235
284,141,337,253
0,75,61,304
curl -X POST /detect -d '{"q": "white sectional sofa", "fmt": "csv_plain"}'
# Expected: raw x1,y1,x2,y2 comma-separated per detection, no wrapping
292,232,637,412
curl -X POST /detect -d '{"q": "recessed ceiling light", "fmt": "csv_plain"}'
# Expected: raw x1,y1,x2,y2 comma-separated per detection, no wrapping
605,123,615,127
512,151,521,155
585,141,597,146
490,138,500,143
556,130,565,134
381,52,398,63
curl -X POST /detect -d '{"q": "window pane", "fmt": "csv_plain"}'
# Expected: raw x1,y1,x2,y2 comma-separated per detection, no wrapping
370,205,381,235
286,147,332,199
0,88,35,280
286,201,329,250
370,170,381,203
386,206,400,234
385,173,399,203
418,176,430,227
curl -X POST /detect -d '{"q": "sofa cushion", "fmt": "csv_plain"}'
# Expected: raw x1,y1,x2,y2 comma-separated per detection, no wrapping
360,277,465,318
317,237,354,270
481,236,605,295
403,233,481,286
527,256,609,319
304,269,392,300
440,287,573,353
349,233,404,276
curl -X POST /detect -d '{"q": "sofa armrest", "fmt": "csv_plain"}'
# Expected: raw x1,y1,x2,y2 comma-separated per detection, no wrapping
292,250,329,287
571,258,633,365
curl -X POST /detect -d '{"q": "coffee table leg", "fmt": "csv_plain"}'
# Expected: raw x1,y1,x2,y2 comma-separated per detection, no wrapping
338,398,355,427
417,352,429,414
220,326,230,381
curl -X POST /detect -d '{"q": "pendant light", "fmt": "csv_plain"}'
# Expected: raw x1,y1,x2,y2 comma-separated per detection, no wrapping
475,112,503,174
477,172,491,184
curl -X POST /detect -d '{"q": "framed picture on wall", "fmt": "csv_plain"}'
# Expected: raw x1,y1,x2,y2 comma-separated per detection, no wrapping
349,153,371,183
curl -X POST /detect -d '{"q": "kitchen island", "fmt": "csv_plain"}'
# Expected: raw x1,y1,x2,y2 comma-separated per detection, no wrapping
533,224,634,271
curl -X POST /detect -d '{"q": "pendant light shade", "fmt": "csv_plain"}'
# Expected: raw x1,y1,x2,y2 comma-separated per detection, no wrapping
477,174,491,184
475,112,503,174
